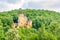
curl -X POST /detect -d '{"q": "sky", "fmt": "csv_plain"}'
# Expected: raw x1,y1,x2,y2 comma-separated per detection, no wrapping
0,0,60,12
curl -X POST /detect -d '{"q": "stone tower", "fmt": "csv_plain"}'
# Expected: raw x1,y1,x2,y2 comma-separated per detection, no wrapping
18,13,28,27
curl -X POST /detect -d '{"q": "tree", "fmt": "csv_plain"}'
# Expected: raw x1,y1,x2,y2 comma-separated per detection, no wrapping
0,26,5,40
38,24,57,40
5,29,21,40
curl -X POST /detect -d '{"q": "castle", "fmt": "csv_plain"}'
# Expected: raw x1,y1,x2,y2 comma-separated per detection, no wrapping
11,13,32,28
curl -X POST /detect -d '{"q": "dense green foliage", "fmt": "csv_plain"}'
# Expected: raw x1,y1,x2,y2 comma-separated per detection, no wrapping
0,9,60,40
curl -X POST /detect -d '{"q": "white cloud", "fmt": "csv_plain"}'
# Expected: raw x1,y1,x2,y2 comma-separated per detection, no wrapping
0,0,25,12
22,0,60,12
43,0,59,8
0,0,60,12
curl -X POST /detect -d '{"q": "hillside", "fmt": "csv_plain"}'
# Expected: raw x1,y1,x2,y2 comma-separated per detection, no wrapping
0,9,60,40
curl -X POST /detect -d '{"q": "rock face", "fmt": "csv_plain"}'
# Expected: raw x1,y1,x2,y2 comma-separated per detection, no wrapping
18,13,28,27
11,13,32,28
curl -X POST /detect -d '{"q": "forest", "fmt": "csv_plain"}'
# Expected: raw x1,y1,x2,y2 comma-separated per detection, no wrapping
0,9,60,40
